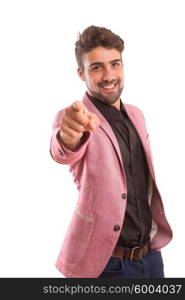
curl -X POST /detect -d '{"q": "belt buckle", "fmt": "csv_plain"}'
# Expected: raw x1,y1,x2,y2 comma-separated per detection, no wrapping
130,246,140,261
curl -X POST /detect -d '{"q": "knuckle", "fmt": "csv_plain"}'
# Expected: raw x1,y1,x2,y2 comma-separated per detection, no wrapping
76,125,84,133
70,131,80,139
59,121,65,130
64,106,71,115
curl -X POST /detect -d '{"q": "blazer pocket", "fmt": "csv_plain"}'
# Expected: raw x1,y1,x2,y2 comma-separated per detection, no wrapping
74,209,95,222
60,209,96,263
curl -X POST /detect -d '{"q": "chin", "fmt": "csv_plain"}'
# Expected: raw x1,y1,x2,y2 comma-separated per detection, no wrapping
102,93,121,103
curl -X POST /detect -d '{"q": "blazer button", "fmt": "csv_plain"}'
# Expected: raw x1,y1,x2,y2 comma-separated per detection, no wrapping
113,225,120,231
59,150,65,157
121,193,127,200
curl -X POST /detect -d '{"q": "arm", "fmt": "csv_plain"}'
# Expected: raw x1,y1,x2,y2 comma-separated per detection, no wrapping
50,127,91,165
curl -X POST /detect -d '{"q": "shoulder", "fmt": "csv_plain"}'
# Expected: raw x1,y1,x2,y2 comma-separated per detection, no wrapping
124,103,145,119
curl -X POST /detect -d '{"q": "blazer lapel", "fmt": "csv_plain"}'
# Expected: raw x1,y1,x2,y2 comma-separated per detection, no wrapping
124,105,155,179
82,94,124,172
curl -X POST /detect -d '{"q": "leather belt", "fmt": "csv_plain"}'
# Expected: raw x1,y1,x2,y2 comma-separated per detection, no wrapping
112,244,150,261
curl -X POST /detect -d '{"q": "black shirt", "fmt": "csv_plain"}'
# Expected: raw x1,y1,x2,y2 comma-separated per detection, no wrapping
87,92,152,247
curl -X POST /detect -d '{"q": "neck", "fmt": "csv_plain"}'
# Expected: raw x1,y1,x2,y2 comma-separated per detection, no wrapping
111,99,120,110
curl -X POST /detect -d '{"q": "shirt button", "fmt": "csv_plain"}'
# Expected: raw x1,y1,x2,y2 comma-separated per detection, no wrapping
113,225,120,231
121,193,127,200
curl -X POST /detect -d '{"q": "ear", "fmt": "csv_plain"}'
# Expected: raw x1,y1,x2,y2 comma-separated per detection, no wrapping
77,67,85,81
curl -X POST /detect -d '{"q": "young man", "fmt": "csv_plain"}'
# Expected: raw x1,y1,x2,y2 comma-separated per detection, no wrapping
50,26,173,278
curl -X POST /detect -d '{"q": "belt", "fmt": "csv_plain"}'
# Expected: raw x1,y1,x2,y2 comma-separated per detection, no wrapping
112,244,150,261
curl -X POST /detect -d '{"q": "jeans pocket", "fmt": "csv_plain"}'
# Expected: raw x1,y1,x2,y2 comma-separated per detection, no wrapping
103,257,122,272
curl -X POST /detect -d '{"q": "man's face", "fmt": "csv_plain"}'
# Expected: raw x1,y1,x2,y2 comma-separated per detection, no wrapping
78,46,124,108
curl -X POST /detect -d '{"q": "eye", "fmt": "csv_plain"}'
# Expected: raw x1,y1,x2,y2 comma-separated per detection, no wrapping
112,62,120,67
90,65,102,71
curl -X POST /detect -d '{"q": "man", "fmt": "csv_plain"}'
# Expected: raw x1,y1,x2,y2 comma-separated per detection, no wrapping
50,26,173,278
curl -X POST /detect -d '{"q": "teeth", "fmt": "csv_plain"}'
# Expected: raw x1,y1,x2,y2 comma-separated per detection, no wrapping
103,84,115,89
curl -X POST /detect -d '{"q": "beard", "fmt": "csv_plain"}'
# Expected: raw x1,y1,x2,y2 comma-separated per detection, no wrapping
87,80,124,105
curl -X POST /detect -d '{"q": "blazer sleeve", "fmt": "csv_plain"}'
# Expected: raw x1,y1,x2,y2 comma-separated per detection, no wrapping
49,109,92,165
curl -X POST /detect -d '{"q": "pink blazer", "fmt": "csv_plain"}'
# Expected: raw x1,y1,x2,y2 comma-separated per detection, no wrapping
50,93,173,278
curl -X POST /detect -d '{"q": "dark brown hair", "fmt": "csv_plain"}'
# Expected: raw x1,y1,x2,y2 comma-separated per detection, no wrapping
75,25,124,70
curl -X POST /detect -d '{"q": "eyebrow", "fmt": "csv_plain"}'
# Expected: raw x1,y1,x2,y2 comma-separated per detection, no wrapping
89,59,122,68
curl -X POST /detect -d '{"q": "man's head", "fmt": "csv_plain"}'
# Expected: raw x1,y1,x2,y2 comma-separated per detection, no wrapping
75,26,125,108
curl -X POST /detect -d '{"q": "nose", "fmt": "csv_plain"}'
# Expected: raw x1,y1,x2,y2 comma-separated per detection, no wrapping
101,67,115,82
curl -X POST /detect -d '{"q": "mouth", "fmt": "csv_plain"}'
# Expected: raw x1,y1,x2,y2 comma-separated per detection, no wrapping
99,82,118,92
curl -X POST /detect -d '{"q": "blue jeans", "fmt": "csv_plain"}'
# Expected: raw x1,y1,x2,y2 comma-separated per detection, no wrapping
98,250,164,278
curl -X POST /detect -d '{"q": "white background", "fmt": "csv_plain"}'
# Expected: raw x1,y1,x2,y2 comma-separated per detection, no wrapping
0,0,184,277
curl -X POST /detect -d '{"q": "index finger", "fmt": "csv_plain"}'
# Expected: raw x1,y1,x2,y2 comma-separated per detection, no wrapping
72,101,86,114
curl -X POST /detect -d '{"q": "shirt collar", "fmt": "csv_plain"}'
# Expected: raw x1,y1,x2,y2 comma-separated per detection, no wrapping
86,92,128,123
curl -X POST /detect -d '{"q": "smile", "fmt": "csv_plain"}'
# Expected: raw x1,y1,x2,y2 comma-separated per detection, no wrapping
100,82,117,90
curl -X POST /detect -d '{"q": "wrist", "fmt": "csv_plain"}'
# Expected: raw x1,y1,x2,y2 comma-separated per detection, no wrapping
57,130,82,150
